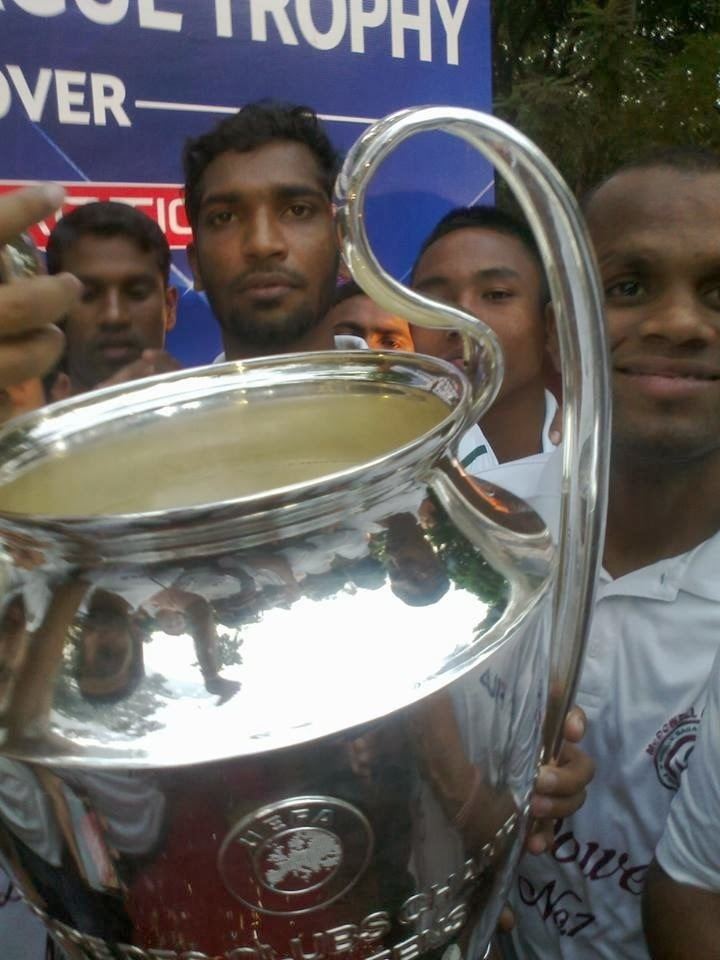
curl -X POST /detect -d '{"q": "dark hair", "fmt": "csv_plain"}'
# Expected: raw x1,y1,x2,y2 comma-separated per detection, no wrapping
412,205,548,301
583,145,720,210
412,205,542,279
332,280,365,307
46,201,171,285
183,100,342,228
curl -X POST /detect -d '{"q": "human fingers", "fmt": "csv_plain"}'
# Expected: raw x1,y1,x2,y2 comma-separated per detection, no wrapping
531,744,595,819
563,705,587,743
0,183,65,246
0,274,80,339
139,349,183,375
497,905,515,932
549,403,562,446
97,351,182,389
0,326,65,387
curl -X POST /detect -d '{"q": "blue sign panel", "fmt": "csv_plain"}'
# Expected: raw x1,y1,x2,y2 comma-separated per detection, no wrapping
0,0,492,363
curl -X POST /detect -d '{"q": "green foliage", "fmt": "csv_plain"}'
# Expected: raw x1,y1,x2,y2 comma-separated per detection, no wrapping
493,0,720,196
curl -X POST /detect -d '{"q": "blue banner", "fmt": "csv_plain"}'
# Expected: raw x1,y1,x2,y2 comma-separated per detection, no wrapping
0,0,492,362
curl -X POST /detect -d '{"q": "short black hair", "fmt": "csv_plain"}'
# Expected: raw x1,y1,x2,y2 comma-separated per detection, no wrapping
46,201,171,285
583,145,720,210
332,280,365,307
412,205,548,301
183,100,342,229
412,205,542,281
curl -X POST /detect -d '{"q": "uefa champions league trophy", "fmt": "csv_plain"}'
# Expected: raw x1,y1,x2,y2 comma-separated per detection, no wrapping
0,108,609,960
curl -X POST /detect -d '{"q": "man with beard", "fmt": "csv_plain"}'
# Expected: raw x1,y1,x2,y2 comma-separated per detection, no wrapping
46,201,179,394
183,101,340,360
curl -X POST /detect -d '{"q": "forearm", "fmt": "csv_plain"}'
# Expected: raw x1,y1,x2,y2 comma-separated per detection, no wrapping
643,859,720,959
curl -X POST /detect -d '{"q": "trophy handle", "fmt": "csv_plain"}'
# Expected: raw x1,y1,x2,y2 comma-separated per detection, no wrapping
335,106,611,761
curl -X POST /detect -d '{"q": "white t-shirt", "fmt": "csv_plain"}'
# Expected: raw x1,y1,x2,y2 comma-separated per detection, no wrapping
458,390,558,476
489,450,720,960
655,644,720,892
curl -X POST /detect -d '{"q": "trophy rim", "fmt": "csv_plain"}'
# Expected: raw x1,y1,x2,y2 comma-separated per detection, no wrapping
0,350,473,533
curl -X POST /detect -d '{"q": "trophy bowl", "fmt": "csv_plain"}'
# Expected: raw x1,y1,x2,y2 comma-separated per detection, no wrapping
0,108,609,960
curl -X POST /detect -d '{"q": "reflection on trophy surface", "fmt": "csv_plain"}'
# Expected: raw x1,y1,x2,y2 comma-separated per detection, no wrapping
0,108,608,960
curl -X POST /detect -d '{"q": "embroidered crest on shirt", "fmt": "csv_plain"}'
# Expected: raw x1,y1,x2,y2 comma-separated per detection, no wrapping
645,708,699,790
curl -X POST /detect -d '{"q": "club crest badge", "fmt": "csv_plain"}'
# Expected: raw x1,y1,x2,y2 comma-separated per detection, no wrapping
646,709,699,791
218,796,373,915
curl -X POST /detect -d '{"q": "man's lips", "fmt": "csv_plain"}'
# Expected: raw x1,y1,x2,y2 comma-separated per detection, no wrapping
615,359,720,397
95,341,142,362
235,273,300,300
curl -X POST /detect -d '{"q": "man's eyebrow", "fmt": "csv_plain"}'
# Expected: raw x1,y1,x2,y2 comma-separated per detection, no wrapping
200,184,327,209
274,184,327,203
76,271,156,283
415,266,521,288
597,250,656,271
474,266,521,282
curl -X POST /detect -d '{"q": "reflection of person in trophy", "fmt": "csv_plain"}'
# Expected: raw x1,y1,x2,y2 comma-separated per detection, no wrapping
184,101,342,361
80,567,242,703
46,201,180,395
411,206,560,472
0,597,32,716
383,513,450,606
147,589,240,702
76,590,145,703
327,281,415,351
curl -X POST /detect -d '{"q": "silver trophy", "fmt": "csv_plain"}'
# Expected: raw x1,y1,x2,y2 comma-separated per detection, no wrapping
0,108,608,960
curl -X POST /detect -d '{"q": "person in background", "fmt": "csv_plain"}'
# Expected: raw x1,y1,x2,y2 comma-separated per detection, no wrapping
411,206,558,472
46,201,179,394
184,101,340,362
327,280,414,351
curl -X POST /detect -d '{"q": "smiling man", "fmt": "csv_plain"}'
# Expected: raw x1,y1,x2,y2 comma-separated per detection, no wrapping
501,147,720,960
46,201,179,394
184,102,341,361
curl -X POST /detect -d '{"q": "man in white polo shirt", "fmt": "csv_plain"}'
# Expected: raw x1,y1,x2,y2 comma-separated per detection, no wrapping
497,147,720,959
642,644,720,959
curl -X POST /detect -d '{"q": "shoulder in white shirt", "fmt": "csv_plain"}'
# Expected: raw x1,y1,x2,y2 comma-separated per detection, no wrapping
655,644,720,892
458,390,558,477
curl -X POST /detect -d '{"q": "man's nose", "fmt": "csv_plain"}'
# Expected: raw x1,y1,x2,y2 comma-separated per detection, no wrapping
98,289,126,326
454,288,480,320
444,327,461,344
243,210,287,261
641,290,719,346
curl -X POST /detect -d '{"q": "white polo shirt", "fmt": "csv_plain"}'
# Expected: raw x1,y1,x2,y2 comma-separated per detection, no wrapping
655,644,720,892
458,390,558,476
489,451,720,960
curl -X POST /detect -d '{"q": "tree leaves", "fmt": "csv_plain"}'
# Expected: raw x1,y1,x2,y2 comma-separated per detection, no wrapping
493,0,720,195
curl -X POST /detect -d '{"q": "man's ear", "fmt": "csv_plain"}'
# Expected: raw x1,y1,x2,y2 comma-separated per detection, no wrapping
545,302,560,373
187,243,204,292
164,286,178,333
